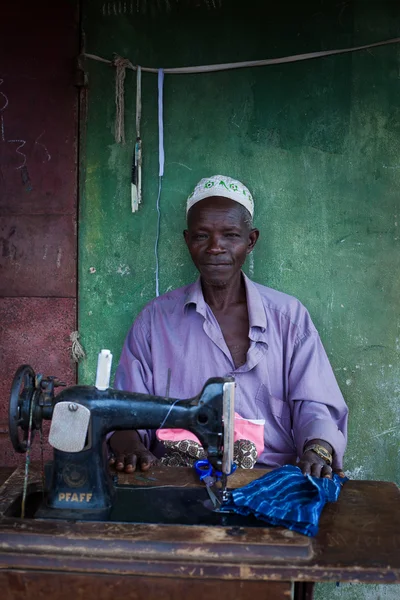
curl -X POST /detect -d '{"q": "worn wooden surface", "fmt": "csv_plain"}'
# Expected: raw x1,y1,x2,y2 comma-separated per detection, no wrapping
0,465,399,586
0,468,14,487
0,571,293,600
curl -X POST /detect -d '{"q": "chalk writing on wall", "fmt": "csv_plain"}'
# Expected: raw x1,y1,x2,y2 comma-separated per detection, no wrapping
0,79,51,188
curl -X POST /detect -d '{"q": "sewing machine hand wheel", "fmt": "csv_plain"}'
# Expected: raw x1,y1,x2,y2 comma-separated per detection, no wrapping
9,365,37,453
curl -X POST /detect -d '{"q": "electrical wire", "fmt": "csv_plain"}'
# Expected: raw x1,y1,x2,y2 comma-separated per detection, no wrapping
154,69,164,297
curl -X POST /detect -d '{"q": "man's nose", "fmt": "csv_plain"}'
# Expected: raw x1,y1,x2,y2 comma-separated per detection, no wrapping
206,234,225,253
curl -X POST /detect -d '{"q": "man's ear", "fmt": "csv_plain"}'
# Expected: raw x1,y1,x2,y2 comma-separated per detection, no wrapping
183,229,189,247
247,228,260,254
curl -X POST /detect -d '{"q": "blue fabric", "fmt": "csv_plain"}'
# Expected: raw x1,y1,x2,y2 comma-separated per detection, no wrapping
221,464,348,536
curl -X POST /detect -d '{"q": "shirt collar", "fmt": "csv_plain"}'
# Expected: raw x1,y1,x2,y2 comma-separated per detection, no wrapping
242,272,267,331
184,272,267,331
184,277,208,318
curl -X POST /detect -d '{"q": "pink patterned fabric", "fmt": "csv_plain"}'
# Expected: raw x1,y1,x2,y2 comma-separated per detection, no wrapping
156,413,265,457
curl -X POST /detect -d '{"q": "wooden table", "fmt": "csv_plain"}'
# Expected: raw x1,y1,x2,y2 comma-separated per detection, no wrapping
0,465,399,600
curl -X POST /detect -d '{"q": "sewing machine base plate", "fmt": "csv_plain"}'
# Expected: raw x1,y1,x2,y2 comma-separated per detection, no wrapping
1,465,400,593
6,485,270,526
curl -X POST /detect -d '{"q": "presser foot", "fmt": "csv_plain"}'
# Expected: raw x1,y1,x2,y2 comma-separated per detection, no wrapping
203,498,236,514
221,473,230,503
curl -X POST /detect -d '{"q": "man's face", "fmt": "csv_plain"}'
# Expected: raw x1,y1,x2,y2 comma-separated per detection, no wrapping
184,197,259,287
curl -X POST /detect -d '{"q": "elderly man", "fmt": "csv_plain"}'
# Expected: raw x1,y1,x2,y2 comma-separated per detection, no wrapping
110,175,348,478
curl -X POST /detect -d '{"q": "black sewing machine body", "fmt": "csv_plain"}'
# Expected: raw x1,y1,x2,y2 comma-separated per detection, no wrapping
9,366,234,521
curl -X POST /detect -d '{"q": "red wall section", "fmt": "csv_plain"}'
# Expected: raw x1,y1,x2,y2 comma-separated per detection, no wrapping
0,0,78,465
0,298,76,465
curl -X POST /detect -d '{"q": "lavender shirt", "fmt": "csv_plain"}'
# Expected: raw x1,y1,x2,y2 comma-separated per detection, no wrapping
114,273,348,469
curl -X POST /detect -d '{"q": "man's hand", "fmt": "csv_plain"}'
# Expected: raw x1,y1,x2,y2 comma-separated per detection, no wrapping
298,439,345,479
298,449,333,478
109,430,158,473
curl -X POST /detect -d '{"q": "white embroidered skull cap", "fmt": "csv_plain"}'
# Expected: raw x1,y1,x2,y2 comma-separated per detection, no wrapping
186,175,254,218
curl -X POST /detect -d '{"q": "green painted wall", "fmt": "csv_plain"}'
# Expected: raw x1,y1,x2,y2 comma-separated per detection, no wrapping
80,2,399,597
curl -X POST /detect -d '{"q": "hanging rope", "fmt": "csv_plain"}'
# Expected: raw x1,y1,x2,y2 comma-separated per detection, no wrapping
69,331,86,363
85,36,400,76
113,55,134,144
94,37,400,150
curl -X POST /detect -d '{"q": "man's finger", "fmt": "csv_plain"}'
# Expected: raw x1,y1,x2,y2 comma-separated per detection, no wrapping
333,469,346,478
124,454,138,473
115,454,126,471
300,461,311,476
140,451,157,471
321,464,333,479
311,463,322,478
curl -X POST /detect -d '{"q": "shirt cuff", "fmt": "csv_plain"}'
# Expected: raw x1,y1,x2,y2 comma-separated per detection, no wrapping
297,418,346,469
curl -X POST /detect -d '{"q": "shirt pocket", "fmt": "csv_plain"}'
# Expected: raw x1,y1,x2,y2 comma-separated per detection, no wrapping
255,384,291,425
255,384,294,452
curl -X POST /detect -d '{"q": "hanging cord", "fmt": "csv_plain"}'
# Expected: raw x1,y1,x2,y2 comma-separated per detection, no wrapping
155,178,162,297
154,69,164,297
113,55,134,143
84,36,400,75
21,391,35,518
39,423,45,501
131,66,142,212
158,69,165,178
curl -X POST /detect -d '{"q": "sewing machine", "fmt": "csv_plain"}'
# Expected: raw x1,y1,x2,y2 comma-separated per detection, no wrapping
8,352,235,521
2,354,400,599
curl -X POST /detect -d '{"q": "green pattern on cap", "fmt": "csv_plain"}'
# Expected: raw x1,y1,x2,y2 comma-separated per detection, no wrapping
187,175,254,217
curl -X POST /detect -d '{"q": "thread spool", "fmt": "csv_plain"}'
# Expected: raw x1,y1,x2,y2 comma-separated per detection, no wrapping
95,349,113,390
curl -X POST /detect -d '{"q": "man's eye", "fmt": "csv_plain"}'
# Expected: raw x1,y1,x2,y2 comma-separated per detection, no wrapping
226,233,240,237
193,234,207,240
